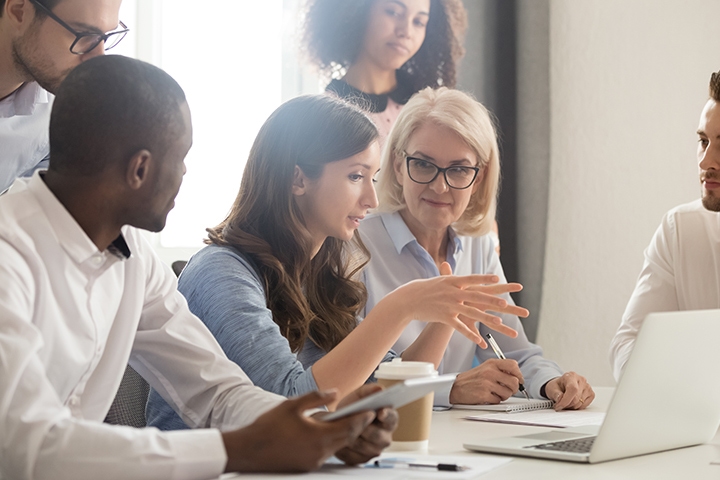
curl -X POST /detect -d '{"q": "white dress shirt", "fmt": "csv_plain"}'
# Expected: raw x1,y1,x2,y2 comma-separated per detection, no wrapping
359,212,563,405
0,82,53,193
610,199,720,381
0,173,285,480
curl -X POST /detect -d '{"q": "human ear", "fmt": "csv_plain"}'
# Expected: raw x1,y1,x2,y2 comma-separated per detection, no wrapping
125,150,153,190
291,165,308,196
6,0,33,30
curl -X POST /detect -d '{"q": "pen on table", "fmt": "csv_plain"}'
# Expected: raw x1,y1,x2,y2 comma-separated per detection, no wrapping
373,460,468,471
485,333,531,401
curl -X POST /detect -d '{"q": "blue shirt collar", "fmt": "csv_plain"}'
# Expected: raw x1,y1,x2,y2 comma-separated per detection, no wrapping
0,82,51,117
379,210,464,258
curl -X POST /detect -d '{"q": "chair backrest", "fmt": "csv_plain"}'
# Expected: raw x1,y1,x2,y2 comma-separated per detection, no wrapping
106,260,185,427
172,260,188,277
104,365,150,428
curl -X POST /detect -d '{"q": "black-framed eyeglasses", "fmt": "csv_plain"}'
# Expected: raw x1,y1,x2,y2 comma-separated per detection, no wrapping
29,0,128,55
405,156,480,190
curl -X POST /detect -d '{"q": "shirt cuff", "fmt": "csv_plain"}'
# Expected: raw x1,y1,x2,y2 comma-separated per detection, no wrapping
537,375,561,400
432,373,458,407
168,428,227,480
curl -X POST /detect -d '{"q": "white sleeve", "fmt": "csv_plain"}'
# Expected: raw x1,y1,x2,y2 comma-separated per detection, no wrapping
0,233,284,480
0,244,227,480
609,213,679,381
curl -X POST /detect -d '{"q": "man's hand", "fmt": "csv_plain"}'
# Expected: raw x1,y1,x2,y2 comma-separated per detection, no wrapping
221,390,374,473
334,384,399,465
449,359,524,404
544,372,595,411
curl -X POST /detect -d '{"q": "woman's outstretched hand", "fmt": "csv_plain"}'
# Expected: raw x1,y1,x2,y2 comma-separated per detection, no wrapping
392,262,527,348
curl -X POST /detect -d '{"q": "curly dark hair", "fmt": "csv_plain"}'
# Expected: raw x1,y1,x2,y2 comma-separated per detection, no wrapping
300,0,467,91
207,95,379,353
711,69,720,103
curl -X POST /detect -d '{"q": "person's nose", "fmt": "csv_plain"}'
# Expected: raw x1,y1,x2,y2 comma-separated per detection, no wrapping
364,180,379,210
81,42,106,61
428,171,449,194
395,16,411,38
699,141,720,172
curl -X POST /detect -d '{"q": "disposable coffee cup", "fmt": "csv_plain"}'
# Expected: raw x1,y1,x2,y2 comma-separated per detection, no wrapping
374,359,438,451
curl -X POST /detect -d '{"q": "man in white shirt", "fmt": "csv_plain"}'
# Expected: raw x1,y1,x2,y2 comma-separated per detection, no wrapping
0,55,396,480
610,69,720,381
0,0,127,193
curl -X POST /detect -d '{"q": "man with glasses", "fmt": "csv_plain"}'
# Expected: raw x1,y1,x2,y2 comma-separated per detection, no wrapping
610,69,720,381
0,0,126,193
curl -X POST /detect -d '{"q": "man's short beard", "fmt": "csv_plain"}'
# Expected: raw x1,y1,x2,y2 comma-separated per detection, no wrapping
702,192,720,212
11,36,65,94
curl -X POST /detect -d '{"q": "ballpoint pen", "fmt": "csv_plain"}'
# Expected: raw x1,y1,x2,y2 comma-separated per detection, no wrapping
373,460,469,471
485,333,531,400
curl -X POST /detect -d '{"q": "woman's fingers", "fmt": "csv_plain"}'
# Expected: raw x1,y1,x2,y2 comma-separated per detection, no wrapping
439,261,453,276
452,274,500,287
454,306,519,339
464,301,530,318
459,288,529,318
457,311,502,327
442,315,484,346
482,321,519,339
405,273,528,341
460,290,509,310
464,282,524,294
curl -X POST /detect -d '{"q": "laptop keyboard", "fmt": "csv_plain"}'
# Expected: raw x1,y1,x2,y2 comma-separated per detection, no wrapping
529,436,596,454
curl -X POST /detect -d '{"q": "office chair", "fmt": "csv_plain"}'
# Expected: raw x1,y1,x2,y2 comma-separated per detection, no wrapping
172,260,188,277
104,364,150,428
105,260,188,427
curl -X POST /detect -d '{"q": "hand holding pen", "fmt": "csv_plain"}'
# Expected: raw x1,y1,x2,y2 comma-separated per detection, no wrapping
486,333,531,401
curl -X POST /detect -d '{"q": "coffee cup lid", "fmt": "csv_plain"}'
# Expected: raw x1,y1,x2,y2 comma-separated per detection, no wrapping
374,358,438,380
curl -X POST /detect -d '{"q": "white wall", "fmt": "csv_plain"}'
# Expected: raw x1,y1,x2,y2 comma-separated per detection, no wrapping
535,0,720,386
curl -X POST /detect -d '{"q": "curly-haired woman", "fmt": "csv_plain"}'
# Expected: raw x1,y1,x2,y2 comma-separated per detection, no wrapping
300,0,467,142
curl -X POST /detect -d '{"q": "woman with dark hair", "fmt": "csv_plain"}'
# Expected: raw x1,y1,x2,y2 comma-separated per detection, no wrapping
300,0,467,141
146,94,524,430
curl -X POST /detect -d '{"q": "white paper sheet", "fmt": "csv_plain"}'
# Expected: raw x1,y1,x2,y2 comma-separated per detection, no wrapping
465,410,605,428
221,453,512,479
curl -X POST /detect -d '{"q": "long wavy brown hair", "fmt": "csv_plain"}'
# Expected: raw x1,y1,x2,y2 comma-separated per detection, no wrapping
207,95,379,353
300,0,467,91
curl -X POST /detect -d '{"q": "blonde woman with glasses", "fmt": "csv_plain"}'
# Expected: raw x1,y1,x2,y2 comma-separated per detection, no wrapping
360,87,595,411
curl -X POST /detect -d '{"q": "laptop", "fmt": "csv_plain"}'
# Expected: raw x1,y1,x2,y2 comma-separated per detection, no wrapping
464,309,720,463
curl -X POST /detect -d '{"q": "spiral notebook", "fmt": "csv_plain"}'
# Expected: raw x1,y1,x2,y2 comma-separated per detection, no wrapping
452,397,553,413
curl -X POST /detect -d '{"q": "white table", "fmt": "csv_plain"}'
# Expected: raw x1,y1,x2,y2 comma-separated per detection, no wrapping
226,387,720,479
428,387,720,479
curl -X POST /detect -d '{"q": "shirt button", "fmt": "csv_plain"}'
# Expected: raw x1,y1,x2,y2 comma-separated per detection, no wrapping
69,396,79,406
91,255,103,266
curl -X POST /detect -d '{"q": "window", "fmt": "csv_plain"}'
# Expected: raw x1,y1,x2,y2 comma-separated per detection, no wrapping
116,0,320,263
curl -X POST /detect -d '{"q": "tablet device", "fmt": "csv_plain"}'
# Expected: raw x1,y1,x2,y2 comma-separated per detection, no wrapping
322,374,456,421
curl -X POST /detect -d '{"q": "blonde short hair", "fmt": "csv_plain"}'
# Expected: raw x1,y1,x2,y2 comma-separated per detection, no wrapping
376,87,500,237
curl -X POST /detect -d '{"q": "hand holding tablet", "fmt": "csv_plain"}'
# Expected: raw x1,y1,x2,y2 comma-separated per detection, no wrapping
322,374,456,421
